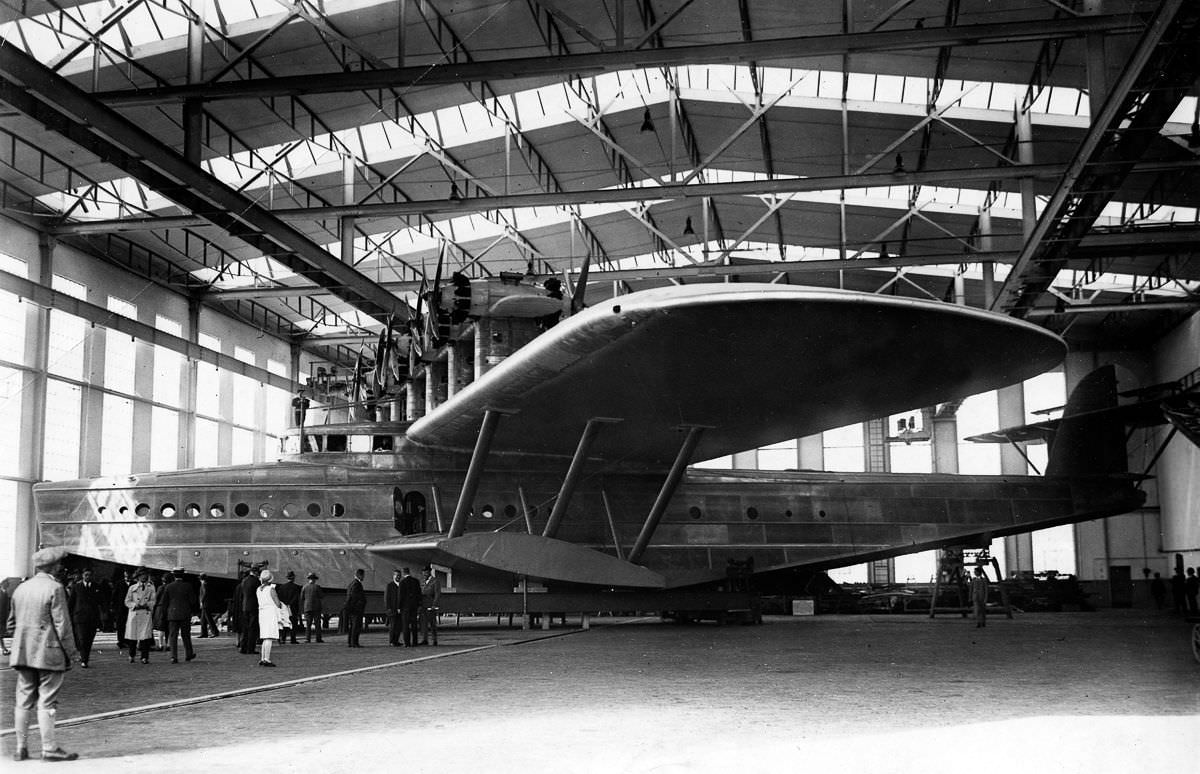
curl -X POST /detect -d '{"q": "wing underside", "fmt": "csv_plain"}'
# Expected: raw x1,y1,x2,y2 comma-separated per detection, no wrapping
408,284,1065,465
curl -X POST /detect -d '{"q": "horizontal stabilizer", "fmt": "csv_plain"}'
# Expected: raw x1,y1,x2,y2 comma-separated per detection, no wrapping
367,532,666,588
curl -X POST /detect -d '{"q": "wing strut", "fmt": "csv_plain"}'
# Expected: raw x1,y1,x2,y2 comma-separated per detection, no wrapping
448,408,510,538
543,417,623,538
628,425,708,564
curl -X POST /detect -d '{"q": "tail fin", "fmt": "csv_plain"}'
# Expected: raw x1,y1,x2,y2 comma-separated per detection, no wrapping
1046,365,1126,477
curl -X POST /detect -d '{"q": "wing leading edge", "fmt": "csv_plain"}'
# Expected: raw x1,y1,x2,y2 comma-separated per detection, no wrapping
407,284,1065,465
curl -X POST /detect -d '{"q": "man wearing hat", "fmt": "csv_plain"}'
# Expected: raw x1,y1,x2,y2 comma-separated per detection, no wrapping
301,573,324,643
197,573,220,638
275,571,302,645
236,564,261,655
7,546,80,762
160,569,197,664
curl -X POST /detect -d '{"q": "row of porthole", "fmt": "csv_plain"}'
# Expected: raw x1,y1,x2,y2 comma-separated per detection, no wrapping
98,502,347,519
688,507,828,520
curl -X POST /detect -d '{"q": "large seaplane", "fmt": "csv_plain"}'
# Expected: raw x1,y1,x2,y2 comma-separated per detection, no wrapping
33,280,1145,595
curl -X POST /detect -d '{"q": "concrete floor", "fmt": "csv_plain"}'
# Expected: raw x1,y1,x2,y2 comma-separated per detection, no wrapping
2,609,1197,774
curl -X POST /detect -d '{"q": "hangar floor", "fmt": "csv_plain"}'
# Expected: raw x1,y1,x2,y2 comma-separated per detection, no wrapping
2,610,1197,773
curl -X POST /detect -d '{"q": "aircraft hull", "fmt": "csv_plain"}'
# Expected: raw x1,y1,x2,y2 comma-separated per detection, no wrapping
32,450,1143,590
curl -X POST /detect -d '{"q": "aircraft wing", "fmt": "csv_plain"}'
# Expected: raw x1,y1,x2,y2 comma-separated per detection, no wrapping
407,284,1065,465
965,397,1187,445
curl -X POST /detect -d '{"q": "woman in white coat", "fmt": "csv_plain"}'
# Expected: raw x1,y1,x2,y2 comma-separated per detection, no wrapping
255,570,286,667
124,569,156,664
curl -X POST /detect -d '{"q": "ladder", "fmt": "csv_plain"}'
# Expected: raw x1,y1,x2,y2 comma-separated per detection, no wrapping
929,548,1013,619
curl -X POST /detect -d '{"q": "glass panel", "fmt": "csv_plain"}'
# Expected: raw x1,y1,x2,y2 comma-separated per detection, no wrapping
0,289,27,365
42,379,81,481
100,394,133,475
194,418,219,467
231,427,254,465
150,406,178,471
104,330,136,395
47,310,86,380
0,366,21,476
153,345,182,407
956,391,1000,474
196,364,221,419
233,373,257,427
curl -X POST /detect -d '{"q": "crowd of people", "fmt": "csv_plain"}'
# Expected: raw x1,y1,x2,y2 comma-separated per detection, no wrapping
2,549,444,762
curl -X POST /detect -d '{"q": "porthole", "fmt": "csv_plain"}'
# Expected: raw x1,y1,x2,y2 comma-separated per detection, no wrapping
481,504,495,519
282,503,297,518
209,503,225,518
746,506,759,520
234,503,250,518
186,503,201,518
689,506,702,520
135,503,150,518
784,509,793,519
97,506,107,517
259,503,274,519
118,506,129,516
307,503,321,517
332,503,345,518
818,509,827,518
504,504,517,519
160,503,176,519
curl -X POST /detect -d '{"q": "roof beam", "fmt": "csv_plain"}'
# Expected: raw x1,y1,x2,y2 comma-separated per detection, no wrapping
0,44,404,325
94,14,1145,106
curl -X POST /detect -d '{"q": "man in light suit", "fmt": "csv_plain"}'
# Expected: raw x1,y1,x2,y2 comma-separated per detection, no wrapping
6,546,80,762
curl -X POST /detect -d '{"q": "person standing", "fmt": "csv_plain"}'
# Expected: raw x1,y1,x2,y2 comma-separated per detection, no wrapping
419,566,440,646
1170,568,1186,613
399,567,422,648
970,566,989,628
301,573,324,643
1150,572,1167,610
7,546,80,762
124,569,156,664
1186,567,1199,613
0,577,13,656
197,574,220,637
110,569,131,652
151,572,170,652
275,572,302,645
384,569,403,646
160,569,197,664
68,569,103,669
255,570,285,667
237,565,261,655
345,569,366,648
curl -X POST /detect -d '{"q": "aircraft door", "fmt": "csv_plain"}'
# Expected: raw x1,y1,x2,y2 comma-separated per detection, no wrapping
393,488,429,535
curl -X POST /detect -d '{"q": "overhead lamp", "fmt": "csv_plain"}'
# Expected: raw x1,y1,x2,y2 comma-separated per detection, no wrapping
1188,119,1200,148
640,108,655,133
892,153,905,174
879,242,890,261
683,216,695,235
449,182,461,201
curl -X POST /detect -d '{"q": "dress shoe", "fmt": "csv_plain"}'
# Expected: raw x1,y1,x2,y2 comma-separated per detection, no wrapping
171,658,179,664
140,658,149,664
261,661,276,667
186,653,196,662
41,748,78,762
13,748,28,761
80,662,88,668
128,655,135,664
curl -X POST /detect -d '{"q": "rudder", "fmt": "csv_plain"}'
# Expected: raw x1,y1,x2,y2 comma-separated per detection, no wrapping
1046,365,1126,477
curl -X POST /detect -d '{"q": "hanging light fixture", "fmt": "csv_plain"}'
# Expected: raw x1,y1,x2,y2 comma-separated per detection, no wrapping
683,216,695,235
640,108,655,133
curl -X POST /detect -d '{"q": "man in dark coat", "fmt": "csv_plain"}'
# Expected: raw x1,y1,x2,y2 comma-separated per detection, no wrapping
384,569,403,646
110,569,131,650
301,573,324,643
237,565,261,654
68,569,104,668
345,569,366,648
398,567,422,648
275,571,302,644
160,568,197,663
197,573,220,637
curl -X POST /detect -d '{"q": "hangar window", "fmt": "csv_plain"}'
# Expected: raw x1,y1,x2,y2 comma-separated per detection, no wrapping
234,503,250,518
332,503,345,518
160,503,176,518
746,507,759,520
689,506,702,520
135,503,150,518
307,503,321,518
209,503,225,518
282,503,297,518
186,503,201,518
259,503,274,519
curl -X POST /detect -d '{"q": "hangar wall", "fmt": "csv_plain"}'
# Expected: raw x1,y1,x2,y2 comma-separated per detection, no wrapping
0,217,304,577
1154,313,1200,569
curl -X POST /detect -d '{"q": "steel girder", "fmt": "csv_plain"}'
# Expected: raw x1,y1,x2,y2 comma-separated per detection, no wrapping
0,44,404,325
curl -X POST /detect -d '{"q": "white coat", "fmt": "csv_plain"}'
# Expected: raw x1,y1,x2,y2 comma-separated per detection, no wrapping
124,581,156,641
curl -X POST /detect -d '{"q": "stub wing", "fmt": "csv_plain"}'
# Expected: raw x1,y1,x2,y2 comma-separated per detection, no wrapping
408,284,1065,465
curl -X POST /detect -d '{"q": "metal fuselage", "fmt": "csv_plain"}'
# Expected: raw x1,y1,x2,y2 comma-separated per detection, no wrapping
32,432,1143,591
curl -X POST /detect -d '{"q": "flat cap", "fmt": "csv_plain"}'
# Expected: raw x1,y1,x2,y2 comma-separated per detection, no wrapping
306,573,318,580
286,571,295,579
32,546,69,568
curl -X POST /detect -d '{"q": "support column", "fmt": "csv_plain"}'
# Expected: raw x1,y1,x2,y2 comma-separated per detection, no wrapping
448,409,506,538
182,0,206,164
931,413,960,474
978,207,995,307
998,383,1033,577
628,426,706,565
864,418,893,584
543,418,620,538
1084,0,1110,119
340,153,356,265
180,298,201,469
1016,104,1037,244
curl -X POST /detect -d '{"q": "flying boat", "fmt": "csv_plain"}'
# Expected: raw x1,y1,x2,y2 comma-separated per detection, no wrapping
32,283,1146,595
